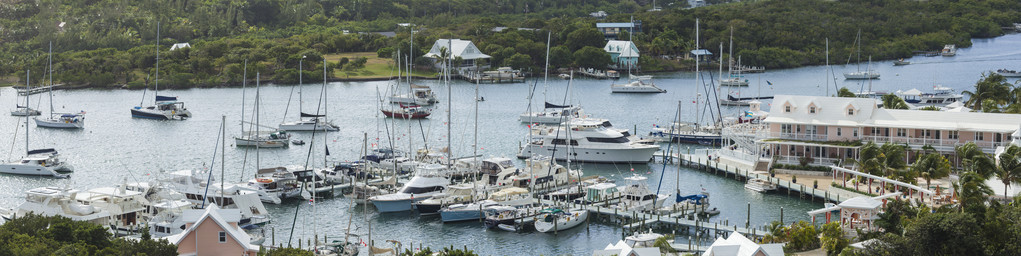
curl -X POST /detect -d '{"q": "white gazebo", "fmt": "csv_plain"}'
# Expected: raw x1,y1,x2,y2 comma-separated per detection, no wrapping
423,39,491,72
808,192,901,232
702,232,784,256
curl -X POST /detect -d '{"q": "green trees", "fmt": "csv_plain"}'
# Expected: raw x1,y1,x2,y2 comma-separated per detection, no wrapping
910,151,951,189
565,27,605,52
837,87,856,98
820,222,849,256
0,214,177,256
572,46,611,69
963,73,1014,112
881,94,910,109
996,145,1021,198
762,221,820,252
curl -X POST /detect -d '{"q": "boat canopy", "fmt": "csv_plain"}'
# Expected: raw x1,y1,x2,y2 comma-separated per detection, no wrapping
676,194,708,204
155,95,178,102
544,102,572,109
540,208,564,214
300,112,325,118
27,148,57,155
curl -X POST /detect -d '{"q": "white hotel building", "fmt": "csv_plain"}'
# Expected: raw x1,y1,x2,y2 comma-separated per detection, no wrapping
738,95,1021,167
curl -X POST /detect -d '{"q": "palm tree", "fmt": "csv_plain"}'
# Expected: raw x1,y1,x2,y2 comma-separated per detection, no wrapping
911,152,951,189
881,94,909,109
963,72,1012,112
955,142,996,178
954,171,993,213
996,145,1021,198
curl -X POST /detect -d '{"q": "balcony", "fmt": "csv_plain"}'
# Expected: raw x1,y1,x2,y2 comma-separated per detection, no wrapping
860,135,1008,153
773,132,829,142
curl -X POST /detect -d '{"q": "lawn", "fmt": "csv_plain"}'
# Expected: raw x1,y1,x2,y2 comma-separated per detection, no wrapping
325,52,437,79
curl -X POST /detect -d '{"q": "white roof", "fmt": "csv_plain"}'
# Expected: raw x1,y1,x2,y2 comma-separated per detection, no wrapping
604,40,640,58
838,196,883,210
170,43,191,51
703,232,784,256
765,95,1021,133
900,88,923,96
423,39,491,60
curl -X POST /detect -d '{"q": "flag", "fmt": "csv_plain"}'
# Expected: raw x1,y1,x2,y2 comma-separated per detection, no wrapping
766,80,773,85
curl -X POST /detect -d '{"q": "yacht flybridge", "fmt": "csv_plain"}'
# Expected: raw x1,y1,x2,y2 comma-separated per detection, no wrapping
517,118,659,163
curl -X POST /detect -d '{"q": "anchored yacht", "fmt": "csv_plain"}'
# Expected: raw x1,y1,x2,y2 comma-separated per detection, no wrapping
517,119,659,163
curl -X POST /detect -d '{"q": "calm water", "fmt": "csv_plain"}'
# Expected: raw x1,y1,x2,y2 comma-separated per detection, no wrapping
2,33,1019,255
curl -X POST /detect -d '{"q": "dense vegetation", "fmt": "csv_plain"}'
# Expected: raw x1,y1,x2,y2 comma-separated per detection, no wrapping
2,0,1020,87
0,214,177,256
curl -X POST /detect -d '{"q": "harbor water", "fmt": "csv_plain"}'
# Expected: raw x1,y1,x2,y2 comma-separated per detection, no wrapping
1,33,1019,254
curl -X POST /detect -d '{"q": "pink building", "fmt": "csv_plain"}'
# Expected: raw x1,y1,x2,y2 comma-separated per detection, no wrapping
165,204,261,256
760,95,1021,166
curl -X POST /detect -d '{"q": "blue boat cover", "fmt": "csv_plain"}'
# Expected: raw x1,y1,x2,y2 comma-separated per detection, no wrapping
155,95,177,102
544,102,572,109
676,194,708,204
28,148,57,155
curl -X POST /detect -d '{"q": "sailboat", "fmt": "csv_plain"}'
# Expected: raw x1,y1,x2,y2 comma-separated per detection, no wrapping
520,33,584,124
279,57,339,131
720,28,749,87
610,21,665,93
131,23,191,120
843,29,880,80
10,69,41,117
389,28,438,106
382,50,432,119
0,70,73,177
235,73,290,148
533,207,588,233
35,42,84,129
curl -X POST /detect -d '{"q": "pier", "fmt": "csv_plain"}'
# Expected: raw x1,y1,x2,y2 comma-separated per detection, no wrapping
453,68,525,83
576,68,620,79
15,84,62,95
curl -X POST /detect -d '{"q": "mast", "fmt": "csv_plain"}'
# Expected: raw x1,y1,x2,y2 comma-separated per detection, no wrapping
221,115,225,203
446,38,452,170
48,41,53,116
241,60,247,134
543,32,551,106
255,72,261,167
694,19,700,127
299,56,304,116
155,22,160,104
728,27,734,80
826,38,830,96
25,69,29,155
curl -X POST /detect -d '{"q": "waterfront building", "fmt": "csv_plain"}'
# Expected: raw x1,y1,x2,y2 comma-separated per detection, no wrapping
596,21,642,40
807,193,901,232
165,205,261,256
702,232,784,256
604,40,640,70
755,95,1021,167
423,39,491,73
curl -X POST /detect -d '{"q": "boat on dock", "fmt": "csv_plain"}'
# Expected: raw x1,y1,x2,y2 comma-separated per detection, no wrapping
534,208,588,233
744,178,777,193
941,44,957,56
612,175,670,212
369,164,449,213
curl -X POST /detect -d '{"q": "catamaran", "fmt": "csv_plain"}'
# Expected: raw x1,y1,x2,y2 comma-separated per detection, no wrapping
279,57,339,131
0,70,73,178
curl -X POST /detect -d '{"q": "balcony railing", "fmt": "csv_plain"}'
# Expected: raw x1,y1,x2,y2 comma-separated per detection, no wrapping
774,155,844,167
860,135,1008,152
772,132,829,142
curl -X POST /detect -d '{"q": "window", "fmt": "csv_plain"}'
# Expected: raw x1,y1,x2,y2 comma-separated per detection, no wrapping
976,132,985,141
847,108,854,115
922,130,931,138
837,128,842,136
897,128,907,137
587,137,630,143
872,127,881,136
781,124,792,134
401,186,445,194
853,128,859,137
785,105,791,113
809,106,816,114
948,131,959,140
218,231,227,243
551,139,579,146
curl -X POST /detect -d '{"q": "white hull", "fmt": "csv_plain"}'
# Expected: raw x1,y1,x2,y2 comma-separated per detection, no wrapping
278,121,339,131
34,117,84,129
610,85,666,93
534,210,588,233
11,108,41,116
720,79,748,86
518,144,658,163
843,72,880,80
518,114,574,124
234,138,289,148
0,163,69,178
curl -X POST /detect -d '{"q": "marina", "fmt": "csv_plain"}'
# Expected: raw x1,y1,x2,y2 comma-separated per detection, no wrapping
0,32,1020,255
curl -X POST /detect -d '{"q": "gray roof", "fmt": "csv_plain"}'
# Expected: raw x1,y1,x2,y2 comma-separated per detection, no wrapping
597,22,638,28
423,39,491,60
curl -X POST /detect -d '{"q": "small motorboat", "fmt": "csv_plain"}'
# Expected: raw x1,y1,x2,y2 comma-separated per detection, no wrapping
996,69,1021,78
497,224,518,232
558,74,571,80
291,140,305,145
893,59,910,66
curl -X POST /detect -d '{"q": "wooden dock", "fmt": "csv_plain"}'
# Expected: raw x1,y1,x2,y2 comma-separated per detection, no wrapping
657,151,860,204
15,84,62,95
576,68,620,79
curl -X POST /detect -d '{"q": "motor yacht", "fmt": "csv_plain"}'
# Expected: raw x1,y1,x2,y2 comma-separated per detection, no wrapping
245,166,303,204
611,75,666,93
517,119,659,163
369,164,449,213
744,178,777,193
414,183,478,215
518,103,581,124
612,175,670,212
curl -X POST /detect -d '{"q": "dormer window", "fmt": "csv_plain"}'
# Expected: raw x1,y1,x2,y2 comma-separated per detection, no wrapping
785,105,791,113
809,106,816,114
847,108,854,115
